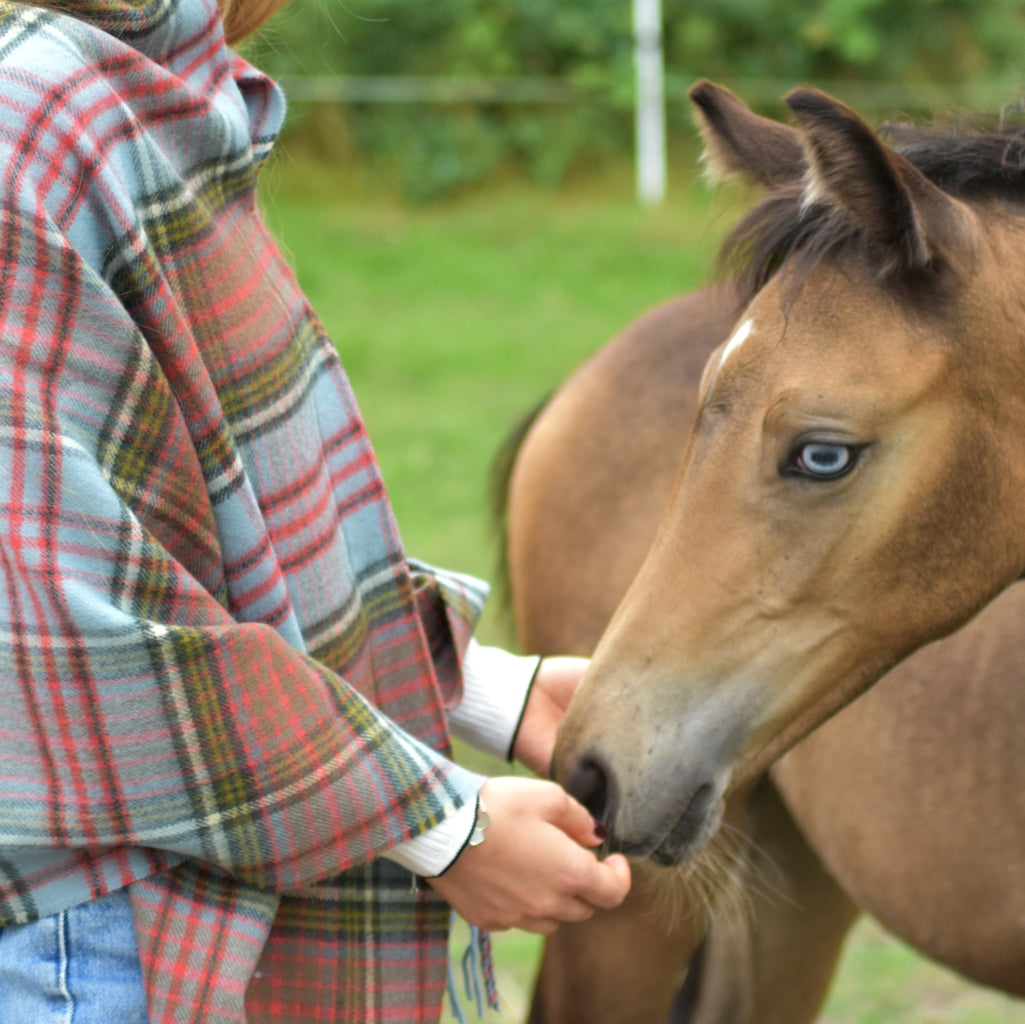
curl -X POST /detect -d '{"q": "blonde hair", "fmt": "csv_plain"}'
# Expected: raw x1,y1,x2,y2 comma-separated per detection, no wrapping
218,0,290,45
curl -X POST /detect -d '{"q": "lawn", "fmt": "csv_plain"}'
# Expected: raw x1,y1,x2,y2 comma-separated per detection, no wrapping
257,153,730,636
258,150,1025,1024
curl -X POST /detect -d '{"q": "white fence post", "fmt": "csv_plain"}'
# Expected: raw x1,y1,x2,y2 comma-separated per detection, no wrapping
633,0,667,205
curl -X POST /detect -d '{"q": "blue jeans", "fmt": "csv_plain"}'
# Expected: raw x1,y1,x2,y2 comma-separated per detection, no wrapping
0,887,148,1024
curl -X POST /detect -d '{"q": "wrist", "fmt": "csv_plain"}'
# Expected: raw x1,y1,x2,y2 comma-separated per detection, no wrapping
432,794,490,878
449,641,540,760
381,797,480,878
509,657,544,761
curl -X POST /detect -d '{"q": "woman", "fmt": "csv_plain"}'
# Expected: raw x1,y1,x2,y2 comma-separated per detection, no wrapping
0,1,631,1021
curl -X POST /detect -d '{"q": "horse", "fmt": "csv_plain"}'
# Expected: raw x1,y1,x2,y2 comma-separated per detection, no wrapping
500,80,1025,1022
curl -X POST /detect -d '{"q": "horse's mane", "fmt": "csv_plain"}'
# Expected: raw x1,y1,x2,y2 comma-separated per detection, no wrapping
721,117,1025,304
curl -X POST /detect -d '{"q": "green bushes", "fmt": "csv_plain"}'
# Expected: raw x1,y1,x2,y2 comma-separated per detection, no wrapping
246,0,1025,200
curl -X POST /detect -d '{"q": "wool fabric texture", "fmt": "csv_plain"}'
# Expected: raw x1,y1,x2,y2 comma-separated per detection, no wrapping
0,1,489,1019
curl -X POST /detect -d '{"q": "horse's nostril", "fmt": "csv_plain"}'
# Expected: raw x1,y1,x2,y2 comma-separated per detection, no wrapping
565,754,616,824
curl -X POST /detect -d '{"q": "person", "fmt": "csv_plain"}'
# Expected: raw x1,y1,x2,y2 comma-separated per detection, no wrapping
0,1,631,1022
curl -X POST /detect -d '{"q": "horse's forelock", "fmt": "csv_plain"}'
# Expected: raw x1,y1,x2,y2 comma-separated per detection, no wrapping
717,185,861,306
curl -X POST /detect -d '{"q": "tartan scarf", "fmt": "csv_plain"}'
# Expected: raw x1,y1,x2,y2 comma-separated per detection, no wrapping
0,1,489,1019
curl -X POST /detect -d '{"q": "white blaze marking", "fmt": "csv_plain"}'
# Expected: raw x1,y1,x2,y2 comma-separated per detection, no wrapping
702,317,755,399
720,317,754,368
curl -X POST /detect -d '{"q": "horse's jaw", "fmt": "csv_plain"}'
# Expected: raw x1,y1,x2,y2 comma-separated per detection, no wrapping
552,608,884,867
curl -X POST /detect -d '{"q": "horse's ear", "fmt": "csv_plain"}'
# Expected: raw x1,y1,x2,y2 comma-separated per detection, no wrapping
785,86,976,276
689,79,806,189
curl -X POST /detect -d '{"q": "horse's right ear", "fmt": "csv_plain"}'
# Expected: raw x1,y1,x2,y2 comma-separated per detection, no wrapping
689,79,805,189
785,86,979,277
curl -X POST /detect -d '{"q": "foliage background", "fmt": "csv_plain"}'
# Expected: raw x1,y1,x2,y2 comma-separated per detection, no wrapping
245,0,1025,200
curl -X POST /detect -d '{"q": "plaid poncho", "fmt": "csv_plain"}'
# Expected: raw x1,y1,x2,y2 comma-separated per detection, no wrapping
0,1,490,1019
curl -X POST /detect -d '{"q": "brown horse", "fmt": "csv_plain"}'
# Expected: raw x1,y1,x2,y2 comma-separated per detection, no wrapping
503,81,1025,1022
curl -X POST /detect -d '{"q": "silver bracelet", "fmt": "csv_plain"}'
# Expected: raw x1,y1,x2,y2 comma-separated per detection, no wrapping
468,798,490,847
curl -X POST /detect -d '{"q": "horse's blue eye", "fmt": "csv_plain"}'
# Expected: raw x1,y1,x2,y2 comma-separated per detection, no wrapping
784,442,861,480
802,443,849,475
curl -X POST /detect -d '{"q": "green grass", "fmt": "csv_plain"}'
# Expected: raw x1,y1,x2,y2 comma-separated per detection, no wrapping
822,920,1024,1024
258,152,738,646
258,154,1025,1023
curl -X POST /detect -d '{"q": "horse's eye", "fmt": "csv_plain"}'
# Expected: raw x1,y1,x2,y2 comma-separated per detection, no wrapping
782,441,862,480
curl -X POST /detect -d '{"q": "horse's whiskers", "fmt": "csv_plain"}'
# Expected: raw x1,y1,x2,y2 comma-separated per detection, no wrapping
639,825,754,933
636,805,805,942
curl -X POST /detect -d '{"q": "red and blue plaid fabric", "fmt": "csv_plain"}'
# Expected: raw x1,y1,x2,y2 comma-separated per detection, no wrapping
0,1,489,1019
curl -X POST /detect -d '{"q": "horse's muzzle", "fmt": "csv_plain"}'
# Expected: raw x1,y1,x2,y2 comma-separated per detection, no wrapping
559,747,724,865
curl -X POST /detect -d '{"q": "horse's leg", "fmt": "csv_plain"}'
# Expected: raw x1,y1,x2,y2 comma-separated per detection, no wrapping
673,781,859,1024
528,860,703,1024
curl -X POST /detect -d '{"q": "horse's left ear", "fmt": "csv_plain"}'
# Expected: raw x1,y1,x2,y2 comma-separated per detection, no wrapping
785,87,977,276
689,79,805,189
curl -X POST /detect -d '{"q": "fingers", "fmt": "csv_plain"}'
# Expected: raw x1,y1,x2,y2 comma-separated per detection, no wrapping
594,852,632,905
526,801,632,914
492,778,632,909
531,656,589,710
572,849,632,911
512,657,589,774
518,857,632,933
543,781,606,848
495,878,627,936
515,900,597,936
509,892,606,935
428,777,632,934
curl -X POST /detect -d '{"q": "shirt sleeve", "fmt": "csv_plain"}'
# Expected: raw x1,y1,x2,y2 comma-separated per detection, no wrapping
382,642,539,877
382,798,479,877
448,640,541,761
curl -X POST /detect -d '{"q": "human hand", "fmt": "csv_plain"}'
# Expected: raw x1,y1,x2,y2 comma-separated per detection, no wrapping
426,776,631,935
512,656,589,776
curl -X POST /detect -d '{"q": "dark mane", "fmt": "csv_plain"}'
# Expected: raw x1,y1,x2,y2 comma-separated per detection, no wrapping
720,118,1025,304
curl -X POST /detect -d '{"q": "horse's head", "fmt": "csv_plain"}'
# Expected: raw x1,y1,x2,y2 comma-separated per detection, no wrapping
554,82,1025,865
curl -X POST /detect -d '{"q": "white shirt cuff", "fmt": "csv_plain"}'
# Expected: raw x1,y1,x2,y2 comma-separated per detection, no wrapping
448,640,540,761
383,643,538,877
382,798,478,877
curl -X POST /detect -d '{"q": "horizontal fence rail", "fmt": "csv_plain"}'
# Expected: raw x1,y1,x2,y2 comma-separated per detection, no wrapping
276,75,576,104
278,74,1025,112
275,72,1025,205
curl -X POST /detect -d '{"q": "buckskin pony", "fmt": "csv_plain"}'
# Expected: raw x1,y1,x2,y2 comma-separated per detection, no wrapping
501,81,1025,1022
